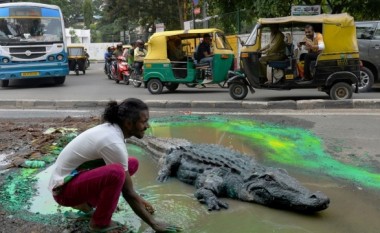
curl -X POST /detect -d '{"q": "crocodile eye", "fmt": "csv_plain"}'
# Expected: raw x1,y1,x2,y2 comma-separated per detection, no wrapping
261,174,274,181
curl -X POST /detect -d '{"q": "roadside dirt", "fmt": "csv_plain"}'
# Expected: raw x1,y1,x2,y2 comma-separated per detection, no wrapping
0,116,99,233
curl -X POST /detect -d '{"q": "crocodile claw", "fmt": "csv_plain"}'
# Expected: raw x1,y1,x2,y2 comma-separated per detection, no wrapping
206,197,229,211
157,173,169,182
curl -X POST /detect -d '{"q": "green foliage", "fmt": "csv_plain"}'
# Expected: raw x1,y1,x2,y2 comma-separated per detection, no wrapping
83,0,93,29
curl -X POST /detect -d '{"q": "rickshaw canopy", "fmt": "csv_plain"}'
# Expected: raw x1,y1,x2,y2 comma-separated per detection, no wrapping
257,13,358,54
67,44,86,58
145,28,231,62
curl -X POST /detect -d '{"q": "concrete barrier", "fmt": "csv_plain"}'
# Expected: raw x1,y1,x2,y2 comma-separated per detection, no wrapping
1,99,380,110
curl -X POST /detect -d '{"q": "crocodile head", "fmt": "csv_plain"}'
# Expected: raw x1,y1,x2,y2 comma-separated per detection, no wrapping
239,168,330,212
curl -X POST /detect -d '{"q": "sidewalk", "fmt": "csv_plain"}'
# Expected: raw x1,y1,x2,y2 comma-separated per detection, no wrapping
0,99,380,110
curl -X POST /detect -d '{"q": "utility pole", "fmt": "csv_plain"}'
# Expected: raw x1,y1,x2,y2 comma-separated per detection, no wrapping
191,1,196,29
202,1,208,28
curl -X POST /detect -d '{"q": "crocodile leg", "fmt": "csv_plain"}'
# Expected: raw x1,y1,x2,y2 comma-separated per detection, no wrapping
157,149,183,182
194,188,229,211
194,168,230,211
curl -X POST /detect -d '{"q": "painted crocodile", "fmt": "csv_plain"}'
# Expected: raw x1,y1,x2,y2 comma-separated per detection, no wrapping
127,136,330,212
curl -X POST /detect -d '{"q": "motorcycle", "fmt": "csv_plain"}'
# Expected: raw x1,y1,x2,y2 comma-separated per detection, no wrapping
130,61,144,87
104,57,113,79
110,56,131,85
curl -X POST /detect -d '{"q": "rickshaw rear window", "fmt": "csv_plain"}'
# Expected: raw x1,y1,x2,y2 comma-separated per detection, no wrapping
215,32,232,50
68,48,84,56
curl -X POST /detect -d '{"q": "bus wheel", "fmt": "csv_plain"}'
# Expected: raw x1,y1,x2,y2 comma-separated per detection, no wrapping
147,79,163,94
330,82,353,100
54,76,66,85
229,82,248,100
1,80,9,87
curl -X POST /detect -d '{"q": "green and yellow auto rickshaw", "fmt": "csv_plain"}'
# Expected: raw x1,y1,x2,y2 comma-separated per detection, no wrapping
67,44,87,75
143,28,234,94
228,13,360,100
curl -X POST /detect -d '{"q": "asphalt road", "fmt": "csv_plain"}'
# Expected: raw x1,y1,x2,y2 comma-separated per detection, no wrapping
0,62,379,102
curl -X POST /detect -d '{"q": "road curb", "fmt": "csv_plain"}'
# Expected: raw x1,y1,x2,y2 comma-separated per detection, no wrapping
1,99,380,110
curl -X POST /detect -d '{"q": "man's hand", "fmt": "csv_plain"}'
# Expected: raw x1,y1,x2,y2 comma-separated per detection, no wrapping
152,221,182,232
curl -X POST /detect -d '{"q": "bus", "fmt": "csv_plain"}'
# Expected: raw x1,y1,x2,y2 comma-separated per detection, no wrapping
0,2,68,87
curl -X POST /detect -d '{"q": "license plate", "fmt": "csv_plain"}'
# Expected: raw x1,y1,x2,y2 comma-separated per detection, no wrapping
21,72,39,77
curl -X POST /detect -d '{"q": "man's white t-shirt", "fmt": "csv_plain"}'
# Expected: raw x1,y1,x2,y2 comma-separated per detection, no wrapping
48,123,129,192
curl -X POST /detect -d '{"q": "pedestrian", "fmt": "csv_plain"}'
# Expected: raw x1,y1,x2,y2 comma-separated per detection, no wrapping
48,98,182,232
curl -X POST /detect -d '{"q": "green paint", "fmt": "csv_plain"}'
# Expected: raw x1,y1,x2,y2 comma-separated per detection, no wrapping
148,115,380,189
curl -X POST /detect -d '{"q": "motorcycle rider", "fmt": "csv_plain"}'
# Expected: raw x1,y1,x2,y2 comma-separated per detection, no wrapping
112,43,124,75
133,40,147,75
104,46,113,75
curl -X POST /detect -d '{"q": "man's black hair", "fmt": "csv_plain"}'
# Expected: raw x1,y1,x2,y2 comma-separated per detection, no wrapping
102,98,149,126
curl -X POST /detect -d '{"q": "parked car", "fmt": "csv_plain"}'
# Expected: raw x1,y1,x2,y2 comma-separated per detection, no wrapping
356,21,379,92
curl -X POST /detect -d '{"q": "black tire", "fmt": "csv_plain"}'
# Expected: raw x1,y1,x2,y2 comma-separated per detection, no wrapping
83,69,86,75
1,80,9,87
229,82,248,100
185,83,197,88
329,82,353,100
133,80,141,87
358,66,374,93
123,75,130,85
54,76,65,85
75,69,79,75
115,79,120,84
166,83,179,92
147,79,163,94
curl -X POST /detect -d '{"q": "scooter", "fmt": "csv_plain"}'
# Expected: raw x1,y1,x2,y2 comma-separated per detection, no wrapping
110,56,131,85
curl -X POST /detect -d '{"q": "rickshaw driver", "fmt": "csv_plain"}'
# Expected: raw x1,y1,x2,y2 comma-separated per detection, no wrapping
197,34,214,84
258,24,286,84
297,24,325,81
134,39,147,75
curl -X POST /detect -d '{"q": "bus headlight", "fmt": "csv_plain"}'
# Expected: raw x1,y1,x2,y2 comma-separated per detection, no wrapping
56,54,64,61
48,56,55,61
2,58,10,63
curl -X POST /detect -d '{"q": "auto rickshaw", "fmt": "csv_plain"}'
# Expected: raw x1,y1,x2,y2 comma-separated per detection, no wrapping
143,28,234,94
228,13,360,100
67,44,87,75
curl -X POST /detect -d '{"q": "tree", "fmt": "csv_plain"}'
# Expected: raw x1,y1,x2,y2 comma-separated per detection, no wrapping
83,0,93,29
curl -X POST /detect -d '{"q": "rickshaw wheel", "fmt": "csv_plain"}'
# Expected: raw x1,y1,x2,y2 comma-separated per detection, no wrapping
229,83,248,100
166,83,179,92
147,79,163,94
329,82,353,100
185,83,197,88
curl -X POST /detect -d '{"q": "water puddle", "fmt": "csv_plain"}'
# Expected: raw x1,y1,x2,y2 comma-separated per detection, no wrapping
7,115,380,232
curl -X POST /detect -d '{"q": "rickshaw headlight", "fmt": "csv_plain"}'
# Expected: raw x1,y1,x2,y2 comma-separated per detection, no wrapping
2,58,10,63
57,54,64,61
48,55,55,61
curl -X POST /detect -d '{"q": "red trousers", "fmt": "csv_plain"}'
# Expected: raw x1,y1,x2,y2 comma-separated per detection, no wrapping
53,157,139,227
